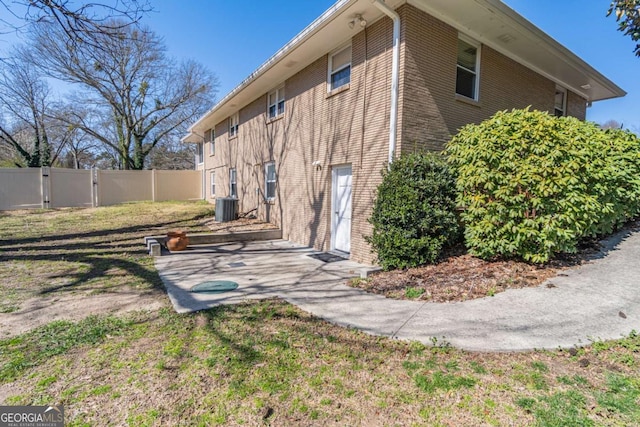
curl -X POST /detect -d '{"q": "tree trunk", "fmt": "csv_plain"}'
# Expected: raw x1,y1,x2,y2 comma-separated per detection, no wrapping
133,135,145,170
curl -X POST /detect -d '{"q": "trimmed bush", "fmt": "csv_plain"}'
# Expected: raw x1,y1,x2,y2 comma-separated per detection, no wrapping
367,152,461,270
446,108,640,263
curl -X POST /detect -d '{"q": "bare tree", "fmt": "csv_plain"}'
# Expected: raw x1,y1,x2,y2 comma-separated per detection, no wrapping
51,114,99,169
147,143,195,170
32,20,218,170
0,136,19,166
59,132,99,169
0,46,54,167
601,119,624,129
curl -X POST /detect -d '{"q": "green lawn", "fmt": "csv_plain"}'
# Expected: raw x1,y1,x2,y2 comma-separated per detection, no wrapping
1,202,639,426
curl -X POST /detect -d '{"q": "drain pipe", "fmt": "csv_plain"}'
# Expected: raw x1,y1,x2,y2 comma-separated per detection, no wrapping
372,0,400,168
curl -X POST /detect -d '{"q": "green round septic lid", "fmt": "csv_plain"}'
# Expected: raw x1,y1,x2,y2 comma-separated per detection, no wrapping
191,280,239,294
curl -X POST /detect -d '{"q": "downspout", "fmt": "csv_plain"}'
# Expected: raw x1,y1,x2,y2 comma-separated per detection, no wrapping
372,0,400,168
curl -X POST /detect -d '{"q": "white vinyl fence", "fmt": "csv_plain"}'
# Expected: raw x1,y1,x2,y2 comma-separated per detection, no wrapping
0,167,202,211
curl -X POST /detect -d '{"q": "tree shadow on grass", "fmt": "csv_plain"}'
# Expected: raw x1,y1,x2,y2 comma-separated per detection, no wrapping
2,251,164,296
0,217,194,247
0,216,205,297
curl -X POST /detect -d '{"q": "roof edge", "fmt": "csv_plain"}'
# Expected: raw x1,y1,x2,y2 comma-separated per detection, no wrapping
187,0,356,133
485,0,626,100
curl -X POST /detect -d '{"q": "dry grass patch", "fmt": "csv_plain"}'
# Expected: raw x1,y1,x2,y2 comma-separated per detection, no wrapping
0,201,215,334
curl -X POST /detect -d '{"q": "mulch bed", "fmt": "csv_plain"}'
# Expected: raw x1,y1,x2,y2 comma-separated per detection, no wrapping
353,253,564,302
351,220,640,303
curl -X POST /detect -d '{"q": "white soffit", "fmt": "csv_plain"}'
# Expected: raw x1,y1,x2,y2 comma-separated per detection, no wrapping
180,131,204,144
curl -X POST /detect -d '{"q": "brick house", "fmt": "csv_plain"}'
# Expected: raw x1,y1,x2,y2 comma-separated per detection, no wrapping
183,0,625,264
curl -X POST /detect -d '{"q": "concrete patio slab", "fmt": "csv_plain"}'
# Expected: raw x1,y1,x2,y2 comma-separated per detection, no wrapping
155,240,367,313
155,232,640,352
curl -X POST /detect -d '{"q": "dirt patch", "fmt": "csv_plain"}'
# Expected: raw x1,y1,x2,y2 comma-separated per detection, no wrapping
0,288,167,338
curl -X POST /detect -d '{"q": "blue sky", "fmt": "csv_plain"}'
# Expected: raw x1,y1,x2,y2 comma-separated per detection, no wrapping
1,1,637,131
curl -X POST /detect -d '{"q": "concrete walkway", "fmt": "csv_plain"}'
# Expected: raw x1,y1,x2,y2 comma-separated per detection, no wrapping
155,230,640,352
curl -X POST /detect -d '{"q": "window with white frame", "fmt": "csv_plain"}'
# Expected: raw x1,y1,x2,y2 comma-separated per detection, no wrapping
265,162,276,201
554,86,567,117
210,171,215,197
196,142,204,165
206,128,215,156
268,86,285,119
456,35,480,100
229,113,239,137
328,44,351,92
229,168,237,198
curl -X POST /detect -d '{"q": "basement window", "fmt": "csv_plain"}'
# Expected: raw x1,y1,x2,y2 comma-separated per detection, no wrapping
265,162,276,201
229,168,237,198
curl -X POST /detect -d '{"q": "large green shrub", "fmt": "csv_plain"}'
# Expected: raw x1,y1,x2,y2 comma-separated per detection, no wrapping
368,152,461,270
446,108,640,263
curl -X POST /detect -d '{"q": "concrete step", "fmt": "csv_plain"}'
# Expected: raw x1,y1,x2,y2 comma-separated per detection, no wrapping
144,229,282,256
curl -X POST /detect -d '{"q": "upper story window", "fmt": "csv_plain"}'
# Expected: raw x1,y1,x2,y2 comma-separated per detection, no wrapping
456,35,480,100
268,86,285,119
206,128,215,155
195,142,204,165
229,113,239,138
554,86,567,117
265,162,276,201
328,44,351,92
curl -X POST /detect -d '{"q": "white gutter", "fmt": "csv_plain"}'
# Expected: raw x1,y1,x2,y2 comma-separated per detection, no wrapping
372,0,400,167
187,0,355,133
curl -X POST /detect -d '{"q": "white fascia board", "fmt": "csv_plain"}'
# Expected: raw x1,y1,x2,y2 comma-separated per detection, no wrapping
187,0,357,134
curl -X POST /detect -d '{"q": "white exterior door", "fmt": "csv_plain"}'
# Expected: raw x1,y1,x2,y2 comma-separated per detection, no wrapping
332,165,352,253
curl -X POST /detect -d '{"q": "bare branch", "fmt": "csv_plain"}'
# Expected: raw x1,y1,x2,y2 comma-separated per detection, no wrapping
30,20,217,169
1,0,152,47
